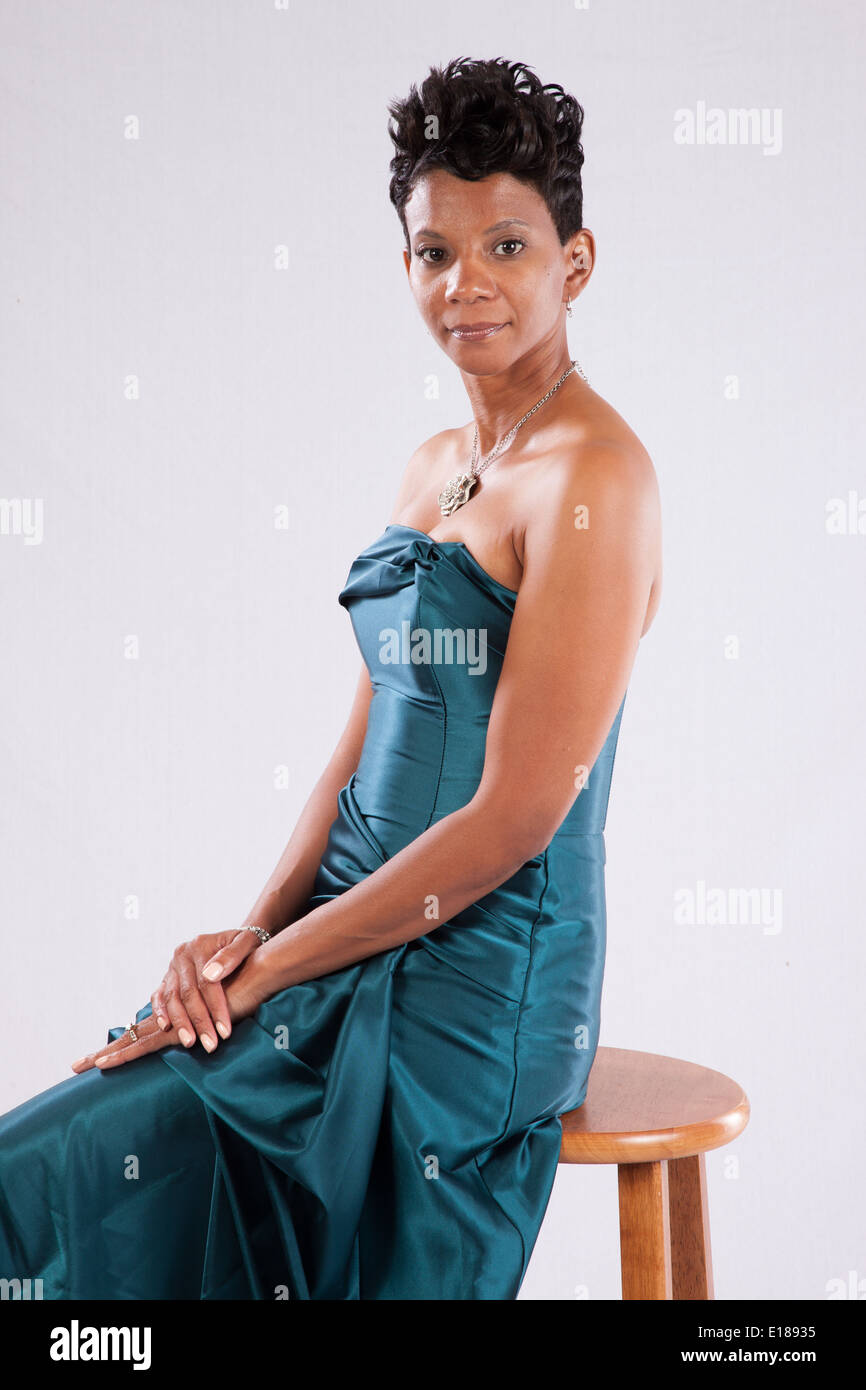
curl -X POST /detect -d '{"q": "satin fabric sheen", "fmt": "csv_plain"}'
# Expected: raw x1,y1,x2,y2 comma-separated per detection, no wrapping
0,524,626,1299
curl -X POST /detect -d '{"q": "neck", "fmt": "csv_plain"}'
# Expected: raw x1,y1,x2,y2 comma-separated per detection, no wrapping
460,335,577,457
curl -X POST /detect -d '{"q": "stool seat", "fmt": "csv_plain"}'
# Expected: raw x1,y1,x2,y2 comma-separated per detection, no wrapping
560,1045,749,1164
557,1046,750,1299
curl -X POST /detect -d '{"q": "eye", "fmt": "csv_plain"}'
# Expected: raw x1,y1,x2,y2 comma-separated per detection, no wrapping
494,238,526,256
414,246,446,263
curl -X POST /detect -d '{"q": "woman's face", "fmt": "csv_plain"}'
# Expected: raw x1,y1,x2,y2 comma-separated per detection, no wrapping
402,168,590,374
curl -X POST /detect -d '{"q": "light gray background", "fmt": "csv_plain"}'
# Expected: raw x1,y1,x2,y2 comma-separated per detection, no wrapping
1,0,863,1301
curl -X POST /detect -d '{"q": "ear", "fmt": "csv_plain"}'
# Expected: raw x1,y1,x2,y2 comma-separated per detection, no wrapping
564,229,595,304
402,247,411,278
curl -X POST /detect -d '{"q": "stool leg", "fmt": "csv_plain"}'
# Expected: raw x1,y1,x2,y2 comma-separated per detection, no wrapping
668,1153,715,1300
617,1160,672,1299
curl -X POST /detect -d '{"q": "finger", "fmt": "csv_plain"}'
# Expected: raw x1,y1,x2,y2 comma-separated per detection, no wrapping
91,1016,175,1070
162,987,198,1049
200,976,232,1041
201,928,261,983
150,989,171,1032
160,964,198,1047
72,1029,137,1073
159,967,200,1045
71,1016,174,1073
177,968,220,1053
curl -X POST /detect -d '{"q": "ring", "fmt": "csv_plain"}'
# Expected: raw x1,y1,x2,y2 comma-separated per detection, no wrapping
126,1021,138,1042
243,925,271,945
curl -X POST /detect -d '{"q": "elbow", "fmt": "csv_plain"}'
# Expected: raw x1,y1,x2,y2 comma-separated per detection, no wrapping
466,795,561,876
506,817,558,868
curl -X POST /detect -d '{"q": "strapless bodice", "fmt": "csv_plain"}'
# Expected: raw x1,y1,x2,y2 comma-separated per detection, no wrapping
338,524,626,860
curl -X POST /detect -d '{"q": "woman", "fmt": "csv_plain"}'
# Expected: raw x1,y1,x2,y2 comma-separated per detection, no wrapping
0,56,661,1299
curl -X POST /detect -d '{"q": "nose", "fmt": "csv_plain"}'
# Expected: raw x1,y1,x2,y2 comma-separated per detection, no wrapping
444,253,497,303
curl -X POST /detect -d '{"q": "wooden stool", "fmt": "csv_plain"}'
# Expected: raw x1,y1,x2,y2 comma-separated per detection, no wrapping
559,1046,750,1299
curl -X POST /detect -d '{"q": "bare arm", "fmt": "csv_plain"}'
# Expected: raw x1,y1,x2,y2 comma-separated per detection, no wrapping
227,440,660,1000
241,664,373,935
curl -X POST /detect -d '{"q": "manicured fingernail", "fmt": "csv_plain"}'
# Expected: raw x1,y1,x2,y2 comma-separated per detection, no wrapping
202,962,222,981
200,1034,216,1053
178,1028,195,1047
157,1014,169,1030
215,1021,229,1039
71,1058,86,1070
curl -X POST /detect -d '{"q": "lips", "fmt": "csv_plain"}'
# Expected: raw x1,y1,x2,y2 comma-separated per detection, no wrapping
449,322,507,340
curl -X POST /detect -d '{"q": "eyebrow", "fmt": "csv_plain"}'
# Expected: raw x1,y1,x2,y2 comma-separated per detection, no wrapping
413,218,531,239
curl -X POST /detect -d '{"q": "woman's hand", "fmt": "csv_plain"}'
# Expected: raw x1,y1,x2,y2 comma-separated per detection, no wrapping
149,929,262,1051
70,934,271,1073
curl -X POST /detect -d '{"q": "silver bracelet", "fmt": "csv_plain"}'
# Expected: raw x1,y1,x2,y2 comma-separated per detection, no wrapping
243,924,271,945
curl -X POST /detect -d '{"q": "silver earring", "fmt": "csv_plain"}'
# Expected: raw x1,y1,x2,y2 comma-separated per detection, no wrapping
565,298,573,317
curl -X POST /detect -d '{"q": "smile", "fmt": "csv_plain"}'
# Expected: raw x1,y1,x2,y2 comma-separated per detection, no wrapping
449,323,507,341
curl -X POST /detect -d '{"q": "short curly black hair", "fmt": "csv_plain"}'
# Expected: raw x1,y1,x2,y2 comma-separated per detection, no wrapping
387,56,585,251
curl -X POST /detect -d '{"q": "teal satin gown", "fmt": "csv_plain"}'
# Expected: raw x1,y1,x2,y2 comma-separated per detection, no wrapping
0,524,626,1299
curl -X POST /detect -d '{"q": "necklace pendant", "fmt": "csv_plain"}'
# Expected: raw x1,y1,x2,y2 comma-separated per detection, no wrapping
438,471,477,516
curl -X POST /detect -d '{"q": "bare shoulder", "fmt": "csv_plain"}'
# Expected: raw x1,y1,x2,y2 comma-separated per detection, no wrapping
521,389,663,631
388,426,465,522
532,389,658,530
554,389,655,497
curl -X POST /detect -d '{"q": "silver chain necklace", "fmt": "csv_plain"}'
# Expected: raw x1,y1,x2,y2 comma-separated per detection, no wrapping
438,357,589,517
